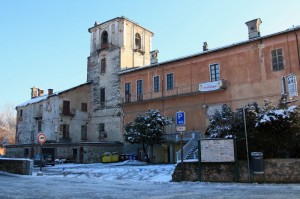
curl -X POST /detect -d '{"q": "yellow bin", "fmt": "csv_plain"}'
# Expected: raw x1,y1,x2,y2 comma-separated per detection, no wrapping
102,152,111,163
111,152,119,162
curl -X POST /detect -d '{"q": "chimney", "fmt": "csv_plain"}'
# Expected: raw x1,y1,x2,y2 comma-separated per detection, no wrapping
48,89,54,96
31,87,39,99
245,18,262,39
38,89,44,96
150,50,159,64
203,42,208,51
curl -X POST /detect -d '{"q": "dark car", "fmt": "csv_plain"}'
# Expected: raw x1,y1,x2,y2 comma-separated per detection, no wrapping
34,154,55,166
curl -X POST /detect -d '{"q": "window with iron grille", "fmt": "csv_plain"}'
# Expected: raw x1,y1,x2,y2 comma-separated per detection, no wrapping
272,48,284,71
210,64,220,82
60,124,70,138
166,73,174,90
37,120,42,132
100,88,105,108
153,76,160,92
101,58,106,74
125,82,131,102
137,80,143,101
81,103,87,112
98,123,107,138
81,125,87,140
98,123,105,132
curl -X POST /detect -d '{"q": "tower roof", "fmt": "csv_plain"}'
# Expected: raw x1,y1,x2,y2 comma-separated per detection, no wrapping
88,16,154,35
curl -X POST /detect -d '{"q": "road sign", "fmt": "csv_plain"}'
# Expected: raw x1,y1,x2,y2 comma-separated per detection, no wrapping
176,126,186,132
37,133,46,144
2,139,7,145
287,74,298,97
176,111,185,125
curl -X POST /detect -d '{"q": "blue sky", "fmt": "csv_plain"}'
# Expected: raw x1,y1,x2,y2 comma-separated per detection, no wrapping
1,0,300,111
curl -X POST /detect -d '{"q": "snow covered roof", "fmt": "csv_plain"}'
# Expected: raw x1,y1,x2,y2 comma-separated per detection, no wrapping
16,82,92,109
119,25,300,75
16,94,49,108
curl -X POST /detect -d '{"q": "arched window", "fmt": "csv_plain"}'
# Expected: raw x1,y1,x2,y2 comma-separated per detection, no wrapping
135,33,141,49
101,31,108,46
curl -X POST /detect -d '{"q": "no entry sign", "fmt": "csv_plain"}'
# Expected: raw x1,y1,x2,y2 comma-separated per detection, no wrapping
37,133,46,144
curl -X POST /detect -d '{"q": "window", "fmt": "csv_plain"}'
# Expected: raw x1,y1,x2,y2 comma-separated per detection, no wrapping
62,100,70,114
81,103,87,112
101,58,106,74
98,123,107,139
137,80,143,101
18,109,23,122
272,49,284,71
125,82,131,103
81,125,87,140
100,88,105,108
166,73,174,90
98,123,105,132
37,120,42,132
210,64,220,81
38,104,43,113
101,31,108,45
60,124,70,138
153,76,160,92
135,33,141,49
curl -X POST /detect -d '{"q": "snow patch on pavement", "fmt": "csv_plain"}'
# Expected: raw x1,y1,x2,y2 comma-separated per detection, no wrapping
33,160,176,183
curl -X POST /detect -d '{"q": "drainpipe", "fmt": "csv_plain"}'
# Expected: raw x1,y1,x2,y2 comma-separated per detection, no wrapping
293,29,300,69
132,25,135,67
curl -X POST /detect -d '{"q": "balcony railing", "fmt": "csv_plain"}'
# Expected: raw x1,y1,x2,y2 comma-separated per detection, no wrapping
121,80,227,104
34,110,43,119
60,108,76,117
163,131,201,142
59,138,72,143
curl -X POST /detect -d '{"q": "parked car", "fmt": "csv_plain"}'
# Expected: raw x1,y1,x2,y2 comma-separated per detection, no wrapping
33,154,55,166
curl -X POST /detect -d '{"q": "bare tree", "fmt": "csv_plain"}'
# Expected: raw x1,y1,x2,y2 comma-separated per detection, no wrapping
0,103,16,144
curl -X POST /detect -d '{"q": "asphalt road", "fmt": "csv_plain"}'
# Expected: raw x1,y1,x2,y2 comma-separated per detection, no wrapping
1,171,300,199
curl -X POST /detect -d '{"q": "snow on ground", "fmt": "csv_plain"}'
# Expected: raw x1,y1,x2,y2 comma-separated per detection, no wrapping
1,161,300,198
33,160,175,183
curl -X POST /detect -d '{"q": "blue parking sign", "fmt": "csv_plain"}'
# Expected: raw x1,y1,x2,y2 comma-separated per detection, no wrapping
176,111,185,125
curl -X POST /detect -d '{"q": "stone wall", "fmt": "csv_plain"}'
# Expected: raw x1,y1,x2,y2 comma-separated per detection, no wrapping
172,159,300,183
5,142,123,164
0,158,33,175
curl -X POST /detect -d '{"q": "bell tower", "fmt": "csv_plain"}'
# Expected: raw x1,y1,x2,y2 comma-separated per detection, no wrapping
86,17,154,142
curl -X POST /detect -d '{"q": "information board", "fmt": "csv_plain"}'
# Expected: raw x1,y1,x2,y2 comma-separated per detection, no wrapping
200,139,235,162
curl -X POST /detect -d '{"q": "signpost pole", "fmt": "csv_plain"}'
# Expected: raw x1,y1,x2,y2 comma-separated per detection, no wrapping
180,131,184,181
198,140,202,182
40,143,43,172
37,133,46,176
176,111,186,182
234,138,239,182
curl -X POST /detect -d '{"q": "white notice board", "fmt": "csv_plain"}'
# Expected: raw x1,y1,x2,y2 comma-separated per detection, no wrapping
200,139,235,162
